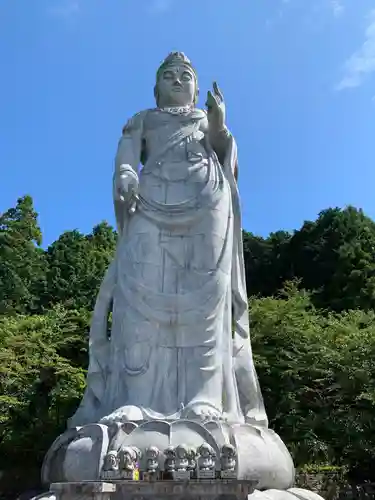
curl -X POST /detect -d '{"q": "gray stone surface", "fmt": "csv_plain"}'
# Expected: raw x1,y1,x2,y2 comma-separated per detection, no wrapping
28,494,56,500
51,481,257,500
287,488,327,500
248,489,325,500
46,483,326,500
51,482,115,500
42,428,80,485
62,424,109,482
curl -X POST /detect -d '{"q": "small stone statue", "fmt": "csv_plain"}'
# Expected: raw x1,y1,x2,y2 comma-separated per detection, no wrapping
198,443,216,472
164,446,176,473
118,446,137,479
220,444,237,478
171,444,191,480
197,443,216,479
175,444,189,471
146,446,159,473
187,447,197,477
132,446,142,464
101,450,120,479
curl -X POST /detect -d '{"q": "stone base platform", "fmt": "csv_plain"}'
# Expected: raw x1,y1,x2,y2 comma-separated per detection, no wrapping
44,481,325,500
51,480,257,500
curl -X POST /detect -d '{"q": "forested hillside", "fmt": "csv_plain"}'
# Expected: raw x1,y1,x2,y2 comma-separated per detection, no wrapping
1,196,375,482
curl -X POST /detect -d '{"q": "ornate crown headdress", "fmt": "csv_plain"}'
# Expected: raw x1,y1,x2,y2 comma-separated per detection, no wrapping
155,52,199,106
156,52,197,80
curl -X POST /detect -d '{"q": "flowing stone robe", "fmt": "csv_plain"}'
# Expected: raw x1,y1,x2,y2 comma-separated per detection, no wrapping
69,108,267,428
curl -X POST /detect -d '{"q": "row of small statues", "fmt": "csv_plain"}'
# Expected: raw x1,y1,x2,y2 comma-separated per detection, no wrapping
101,443,237,480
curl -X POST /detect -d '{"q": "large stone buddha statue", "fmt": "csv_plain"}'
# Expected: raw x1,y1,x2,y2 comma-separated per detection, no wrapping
41,54,324,500
69,51,267,428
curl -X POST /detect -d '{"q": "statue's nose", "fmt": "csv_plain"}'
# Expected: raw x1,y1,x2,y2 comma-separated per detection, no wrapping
173,79,183,87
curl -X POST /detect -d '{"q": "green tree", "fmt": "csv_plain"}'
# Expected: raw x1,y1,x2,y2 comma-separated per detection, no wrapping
43,222,117,310
250,284,375,476
0,196,46,315
0,307,89,469
244,207,375,313
243,230,291,297
288,206,375,311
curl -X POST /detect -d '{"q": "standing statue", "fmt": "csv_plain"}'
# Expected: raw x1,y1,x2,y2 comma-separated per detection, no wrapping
42,53,323,497
69,51,267,427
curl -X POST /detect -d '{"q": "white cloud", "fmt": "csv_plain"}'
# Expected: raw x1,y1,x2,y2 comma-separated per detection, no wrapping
336,9,375,91
330,0,344,18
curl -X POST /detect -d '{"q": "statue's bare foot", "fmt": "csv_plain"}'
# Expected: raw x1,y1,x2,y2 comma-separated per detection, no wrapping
99,405,144,425
181,402,222,421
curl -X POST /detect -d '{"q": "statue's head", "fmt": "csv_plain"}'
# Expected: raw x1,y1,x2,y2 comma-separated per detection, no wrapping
119,446,136,467
164,445,176,458
155,52,199,108
146,446,159,459
221,444,236,458
175,444,188,459
104,450,119,470
198,443,214,458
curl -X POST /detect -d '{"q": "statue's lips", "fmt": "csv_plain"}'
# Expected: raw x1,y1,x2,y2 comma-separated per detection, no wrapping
171,87,183,91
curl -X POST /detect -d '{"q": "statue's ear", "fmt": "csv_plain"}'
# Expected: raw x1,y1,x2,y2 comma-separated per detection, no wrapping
154,85,159,106
194,87,200,105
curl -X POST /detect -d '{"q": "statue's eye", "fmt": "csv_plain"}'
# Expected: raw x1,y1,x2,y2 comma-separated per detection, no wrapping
181,72,192,82
163,71,174,80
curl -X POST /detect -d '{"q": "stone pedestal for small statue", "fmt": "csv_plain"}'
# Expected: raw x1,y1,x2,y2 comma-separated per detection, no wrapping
48,482,325,500
51,480,257,500
50,483,115,500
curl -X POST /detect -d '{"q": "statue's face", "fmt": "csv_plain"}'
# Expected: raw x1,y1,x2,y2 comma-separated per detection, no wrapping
200,445,210,457
105,453,118,468
176,447,187,459
157,64,196,107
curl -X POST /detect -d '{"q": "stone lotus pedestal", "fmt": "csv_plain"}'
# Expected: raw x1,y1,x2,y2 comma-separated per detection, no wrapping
39,418,326,500
42,419,294,489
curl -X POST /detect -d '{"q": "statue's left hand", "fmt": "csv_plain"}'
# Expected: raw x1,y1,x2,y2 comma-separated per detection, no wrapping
206,82,226,133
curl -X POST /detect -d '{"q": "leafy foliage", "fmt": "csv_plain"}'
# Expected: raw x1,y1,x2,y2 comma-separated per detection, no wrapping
1,196,375,481
244,206,375,312
0,196,46,315
42,222,117,310
251,283,375,478
287,207,375,312
0,307,89,469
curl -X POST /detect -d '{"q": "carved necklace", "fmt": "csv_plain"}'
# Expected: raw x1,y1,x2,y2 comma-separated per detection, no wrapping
158,105,193,115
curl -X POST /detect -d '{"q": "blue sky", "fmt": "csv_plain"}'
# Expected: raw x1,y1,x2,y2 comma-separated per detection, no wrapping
1,0,375,246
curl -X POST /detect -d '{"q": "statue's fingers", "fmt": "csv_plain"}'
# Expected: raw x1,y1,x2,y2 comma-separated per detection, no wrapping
208,89,221,106
206,90,216,108
213,81,224,102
